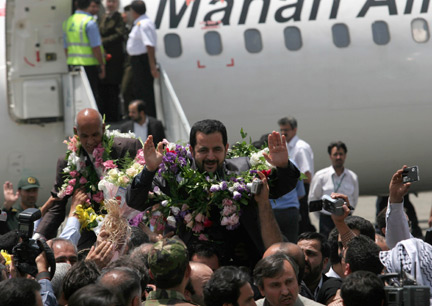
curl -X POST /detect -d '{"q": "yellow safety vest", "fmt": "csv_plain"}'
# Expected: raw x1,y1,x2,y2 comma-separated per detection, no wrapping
63,13,100,66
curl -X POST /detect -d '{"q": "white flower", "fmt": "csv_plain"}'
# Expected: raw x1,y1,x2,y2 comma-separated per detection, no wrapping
171,207,180,216
167,216,176,227
161,200,168,207
126,167,138,178
167,142,177,151
63,167,71,173
68,152,80,166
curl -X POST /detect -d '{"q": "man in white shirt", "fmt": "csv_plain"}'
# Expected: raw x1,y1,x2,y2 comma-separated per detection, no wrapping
309,141,359,238
126,0,158,117
278,117,316,233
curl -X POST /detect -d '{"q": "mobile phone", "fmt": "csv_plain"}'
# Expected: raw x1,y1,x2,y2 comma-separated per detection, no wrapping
402,166,420,183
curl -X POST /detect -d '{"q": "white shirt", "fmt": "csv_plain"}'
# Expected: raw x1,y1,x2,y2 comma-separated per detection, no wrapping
325,266,342,279
127,14,157,56
287,135,314,176
308,165,359,215
133,118,149,142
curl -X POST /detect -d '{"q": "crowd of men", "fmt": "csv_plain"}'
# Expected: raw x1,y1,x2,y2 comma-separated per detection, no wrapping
0,107,431,306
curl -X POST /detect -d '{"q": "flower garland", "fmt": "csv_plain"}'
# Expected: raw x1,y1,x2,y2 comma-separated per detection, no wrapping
59,128,144,231
143,136,275,241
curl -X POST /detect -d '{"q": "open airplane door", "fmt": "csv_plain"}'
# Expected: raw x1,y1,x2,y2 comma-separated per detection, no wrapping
5,0,96,137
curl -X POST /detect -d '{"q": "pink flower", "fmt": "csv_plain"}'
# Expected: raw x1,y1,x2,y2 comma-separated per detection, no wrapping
181,204,189,211
221,217,229,226
103,160,117,169
228,214,240,226
134,149,145,165
70,170,78,178
92,145,105,159
92,191,104,203
222,205,237,216
195,213,205,223
79,161,86,169
79,177,88,184
198,234,209,241
222,198,233,206
184,213,193,223
192,222,204,233
186,221,194,229
69,179,76,186
64,136,79,152
65,185,74,196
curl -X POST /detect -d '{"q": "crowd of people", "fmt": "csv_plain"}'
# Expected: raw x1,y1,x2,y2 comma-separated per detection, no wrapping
0,107,431,306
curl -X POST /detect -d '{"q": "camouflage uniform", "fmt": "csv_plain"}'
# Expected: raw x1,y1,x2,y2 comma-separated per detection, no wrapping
145,289,194,306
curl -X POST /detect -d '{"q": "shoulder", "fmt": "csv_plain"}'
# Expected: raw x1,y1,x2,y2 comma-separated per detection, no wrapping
296,138,312,149
344,168,358,179
255,298,265,306
225,157,251,172
148,116,164,126
120,120,134,130
297,295,324,306
314,166,332,177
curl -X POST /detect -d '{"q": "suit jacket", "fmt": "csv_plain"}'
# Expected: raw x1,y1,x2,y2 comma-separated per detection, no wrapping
127,157,300,265
36,137,142,245
120,116,166,145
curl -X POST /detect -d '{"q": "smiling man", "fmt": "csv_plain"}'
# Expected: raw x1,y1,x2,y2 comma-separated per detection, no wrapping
127,119,300,267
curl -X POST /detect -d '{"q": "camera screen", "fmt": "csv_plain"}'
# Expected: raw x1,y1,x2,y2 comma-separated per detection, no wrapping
19,223,29,233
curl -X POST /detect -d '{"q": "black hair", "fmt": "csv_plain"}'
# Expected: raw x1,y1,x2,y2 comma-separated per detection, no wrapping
345,235,383,275
77,0,91,9
130,0,146,15
277,117,297,129
327,141,347,155
63,260,101,300
328,227,342,265
253,254,299,289
298,232,330,258
189,242,221,263
99,267,141,305
0,278,41,306
189,119,227,149
341,271,387,306
105,255,149,294
345,216,375,240
204,266,251,306
127,226,149,253
68,284,122,306
376,207,387,236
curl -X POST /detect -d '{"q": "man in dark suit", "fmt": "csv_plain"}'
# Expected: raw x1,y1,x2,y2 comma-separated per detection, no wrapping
120,99,166,145
35,108,142,249
127,119,300,269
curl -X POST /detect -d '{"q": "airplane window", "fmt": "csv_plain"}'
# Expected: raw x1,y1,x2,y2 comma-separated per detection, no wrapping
332,24,350,48
372,21,390,45
204,31,223,55
411,18,430,43
164,34,182,58
244,29,263,53
284,27,302,51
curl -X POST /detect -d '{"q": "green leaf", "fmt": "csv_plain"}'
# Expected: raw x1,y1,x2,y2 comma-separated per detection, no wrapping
299,172,309,181
240,128,247,139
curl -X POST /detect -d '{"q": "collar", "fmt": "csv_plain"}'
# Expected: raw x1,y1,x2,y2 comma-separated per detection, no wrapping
134,14,147,25
313,276,324,299
147,289,188,301
330,166,346,177
136,116,148,127
75,10,92,16
287,135,299,150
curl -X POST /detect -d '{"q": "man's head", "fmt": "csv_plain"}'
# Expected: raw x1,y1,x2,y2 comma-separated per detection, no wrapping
76,0,99,12
0,278,42,306
278,117,297,143
68,284,120,306
190,242,221,271
130,0,146,19
263,242,305,285
204,266,255,306
98,267,142,306
185,262,214,306
50,238,78,266
340,271,386,306
104,0,119,13
327,141,347,170
148,238,190,289
297,232,329,286
128,100,147,124
62,260,100,301
343,235,383,276
88,0,101,15
74,108,105,155
17,175,40,208
189,119,229,173
254,254,300,306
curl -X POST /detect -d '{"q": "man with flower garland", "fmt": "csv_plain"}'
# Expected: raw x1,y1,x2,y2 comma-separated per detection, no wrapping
35,108,142,249
127,119,300,267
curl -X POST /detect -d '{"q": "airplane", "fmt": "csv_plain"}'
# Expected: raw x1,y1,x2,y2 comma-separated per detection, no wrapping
0,0,431,209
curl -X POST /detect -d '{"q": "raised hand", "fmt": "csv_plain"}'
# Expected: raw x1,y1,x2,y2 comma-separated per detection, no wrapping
262,131,289,168
86,240,114,269
143,135,164,172
389,166,411,204
3,181,19,210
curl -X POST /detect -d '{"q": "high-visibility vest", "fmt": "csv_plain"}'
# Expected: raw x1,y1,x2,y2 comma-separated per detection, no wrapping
63,13,100,66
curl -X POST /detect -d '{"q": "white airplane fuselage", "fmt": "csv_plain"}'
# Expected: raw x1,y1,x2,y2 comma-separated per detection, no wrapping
0,0,431,207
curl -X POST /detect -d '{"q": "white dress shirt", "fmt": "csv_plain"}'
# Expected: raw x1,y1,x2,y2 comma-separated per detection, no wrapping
133,118,149,142
287,135,314,176
308,166,359,215
127,14,157,56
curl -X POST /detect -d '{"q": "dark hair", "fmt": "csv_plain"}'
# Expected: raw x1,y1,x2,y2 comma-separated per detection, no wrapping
253,254,299,289
298,232,330,258
189,242,220,262
130,0,146,15
0,278,40,306
328,227,342,265
345,216,375,240
252,133,270,149
0,230,20,253
345,235,383,275
278,117,297,129
106,255,149,291
124,4,131,11
127,226,149,253
204,266,251,306
341,271,387,306
99,267,141,305
68,284,121,306
327,141,347,155
189,119,227,149
131,100,147,115
63,260,101,300
77,0,91,9
376,207,387,235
